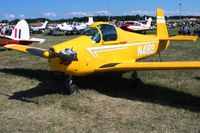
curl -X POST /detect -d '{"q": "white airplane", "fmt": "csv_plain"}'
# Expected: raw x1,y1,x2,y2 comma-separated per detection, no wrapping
57,22,74,34
73,16,94,31
31,21,48,33
121,17,155,33
54,17,94,35
0,20,45,46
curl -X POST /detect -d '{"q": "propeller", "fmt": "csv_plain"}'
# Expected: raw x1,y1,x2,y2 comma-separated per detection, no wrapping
26,48,48,57
26,47,78,63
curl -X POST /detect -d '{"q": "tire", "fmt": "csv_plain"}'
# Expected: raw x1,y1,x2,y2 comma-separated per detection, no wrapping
67,84,79,95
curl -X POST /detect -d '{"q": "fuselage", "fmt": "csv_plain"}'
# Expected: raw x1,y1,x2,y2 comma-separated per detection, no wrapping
48,22,169,76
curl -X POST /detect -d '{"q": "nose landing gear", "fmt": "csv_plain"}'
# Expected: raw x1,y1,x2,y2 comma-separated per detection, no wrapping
65,75,79,95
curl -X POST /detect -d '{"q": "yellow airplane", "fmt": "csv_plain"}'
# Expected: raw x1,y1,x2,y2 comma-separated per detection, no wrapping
4,8,199,94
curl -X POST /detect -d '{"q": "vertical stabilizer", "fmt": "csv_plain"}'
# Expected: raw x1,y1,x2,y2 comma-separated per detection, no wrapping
11,20,30,40
145,17,152,28
41,21,48,29
87,17,94,25
156,8,169,39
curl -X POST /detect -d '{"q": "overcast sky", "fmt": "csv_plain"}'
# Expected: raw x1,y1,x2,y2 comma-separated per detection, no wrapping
0,0,199,20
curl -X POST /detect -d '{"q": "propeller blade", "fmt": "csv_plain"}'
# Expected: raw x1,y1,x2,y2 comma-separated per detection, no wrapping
5,44,77,62
26,48,49,58
5,44,50,58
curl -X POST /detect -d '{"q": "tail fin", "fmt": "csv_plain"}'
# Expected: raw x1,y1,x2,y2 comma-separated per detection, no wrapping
41,21,48,29
145,17,152,28
63,22,68,27
11,20,30,40
87,17,94,25
156,8,169,39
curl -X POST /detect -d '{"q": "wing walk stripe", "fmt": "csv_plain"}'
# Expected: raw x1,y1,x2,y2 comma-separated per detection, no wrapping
100,63,120,68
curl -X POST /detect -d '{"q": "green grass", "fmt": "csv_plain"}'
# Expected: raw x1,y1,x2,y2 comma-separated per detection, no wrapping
0,29,200,132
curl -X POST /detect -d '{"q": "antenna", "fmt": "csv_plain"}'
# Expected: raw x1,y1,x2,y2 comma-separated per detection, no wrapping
179,0,182,21
108,0,110,22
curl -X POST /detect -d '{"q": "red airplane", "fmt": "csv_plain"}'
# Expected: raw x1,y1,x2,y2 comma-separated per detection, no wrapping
120,17,155,33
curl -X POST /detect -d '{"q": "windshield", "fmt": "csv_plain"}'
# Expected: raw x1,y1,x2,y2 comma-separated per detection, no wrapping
81,27,101,43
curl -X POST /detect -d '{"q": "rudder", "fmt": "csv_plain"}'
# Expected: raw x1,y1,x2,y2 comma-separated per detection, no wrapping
156,8,169,39
41,21,48,29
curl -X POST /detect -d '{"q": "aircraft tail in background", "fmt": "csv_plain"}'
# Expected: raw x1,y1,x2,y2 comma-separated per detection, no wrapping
86,17,94,25
11,20,30,40
41,21,48,29
145,17,152,28
0,20,45,46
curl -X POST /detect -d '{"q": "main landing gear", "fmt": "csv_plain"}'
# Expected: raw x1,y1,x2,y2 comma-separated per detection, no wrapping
65,75,79,95
64,72,141,95
131,71,142,87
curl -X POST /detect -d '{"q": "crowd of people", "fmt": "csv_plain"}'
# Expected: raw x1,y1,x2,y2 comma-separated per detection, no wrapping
174,20,200,36
0,25,13,35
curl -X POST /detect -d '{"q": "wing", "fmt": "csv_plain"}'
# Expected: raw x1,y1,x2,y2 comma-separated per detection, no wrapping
94,61,200,73
4,44,50,58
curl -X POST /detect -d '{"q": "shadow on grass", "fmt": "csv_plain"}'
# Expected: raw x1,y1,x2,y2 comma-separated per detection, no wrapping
0,48,7,52
193,77,200,80
0,68,66,104
0,68,200,112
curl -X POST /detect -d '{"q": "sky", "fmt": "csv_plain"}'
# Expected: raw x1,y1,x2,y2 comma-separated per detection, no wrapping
0,0,199,20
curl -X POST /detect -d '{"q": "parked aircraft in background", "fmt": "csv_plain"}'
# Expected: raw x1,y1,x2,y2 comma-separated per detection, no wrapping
120,17,155,33
73,16,94,31
50,17,94,35
0,20,45,46
57,23,74,34
31,21,48,33
4,9,198,95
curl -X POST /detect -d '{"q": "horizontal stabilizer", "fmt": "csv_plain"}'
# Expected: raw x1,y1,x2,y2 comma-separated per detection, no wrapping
29,38,46,44
161,35,198,42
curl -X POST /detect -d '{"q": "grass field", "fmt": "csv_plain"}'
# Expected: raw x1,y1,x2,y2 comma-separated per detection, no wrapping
0,29,200,132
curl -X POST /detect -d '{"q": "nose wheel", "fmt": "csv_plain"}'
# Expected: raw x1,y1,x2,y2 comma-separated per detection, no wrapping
65,75,79,95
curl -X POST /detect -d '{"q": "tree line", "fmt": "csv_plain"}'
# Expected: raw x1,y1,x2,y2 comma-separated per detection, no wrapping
1,15,199,24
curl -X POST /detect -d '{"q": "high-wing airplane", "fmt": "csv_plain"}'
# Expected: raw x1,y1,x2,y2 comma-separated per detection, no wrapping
120,17,155,33
0,20,45,46
4,9,199,94
31,21,48,33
